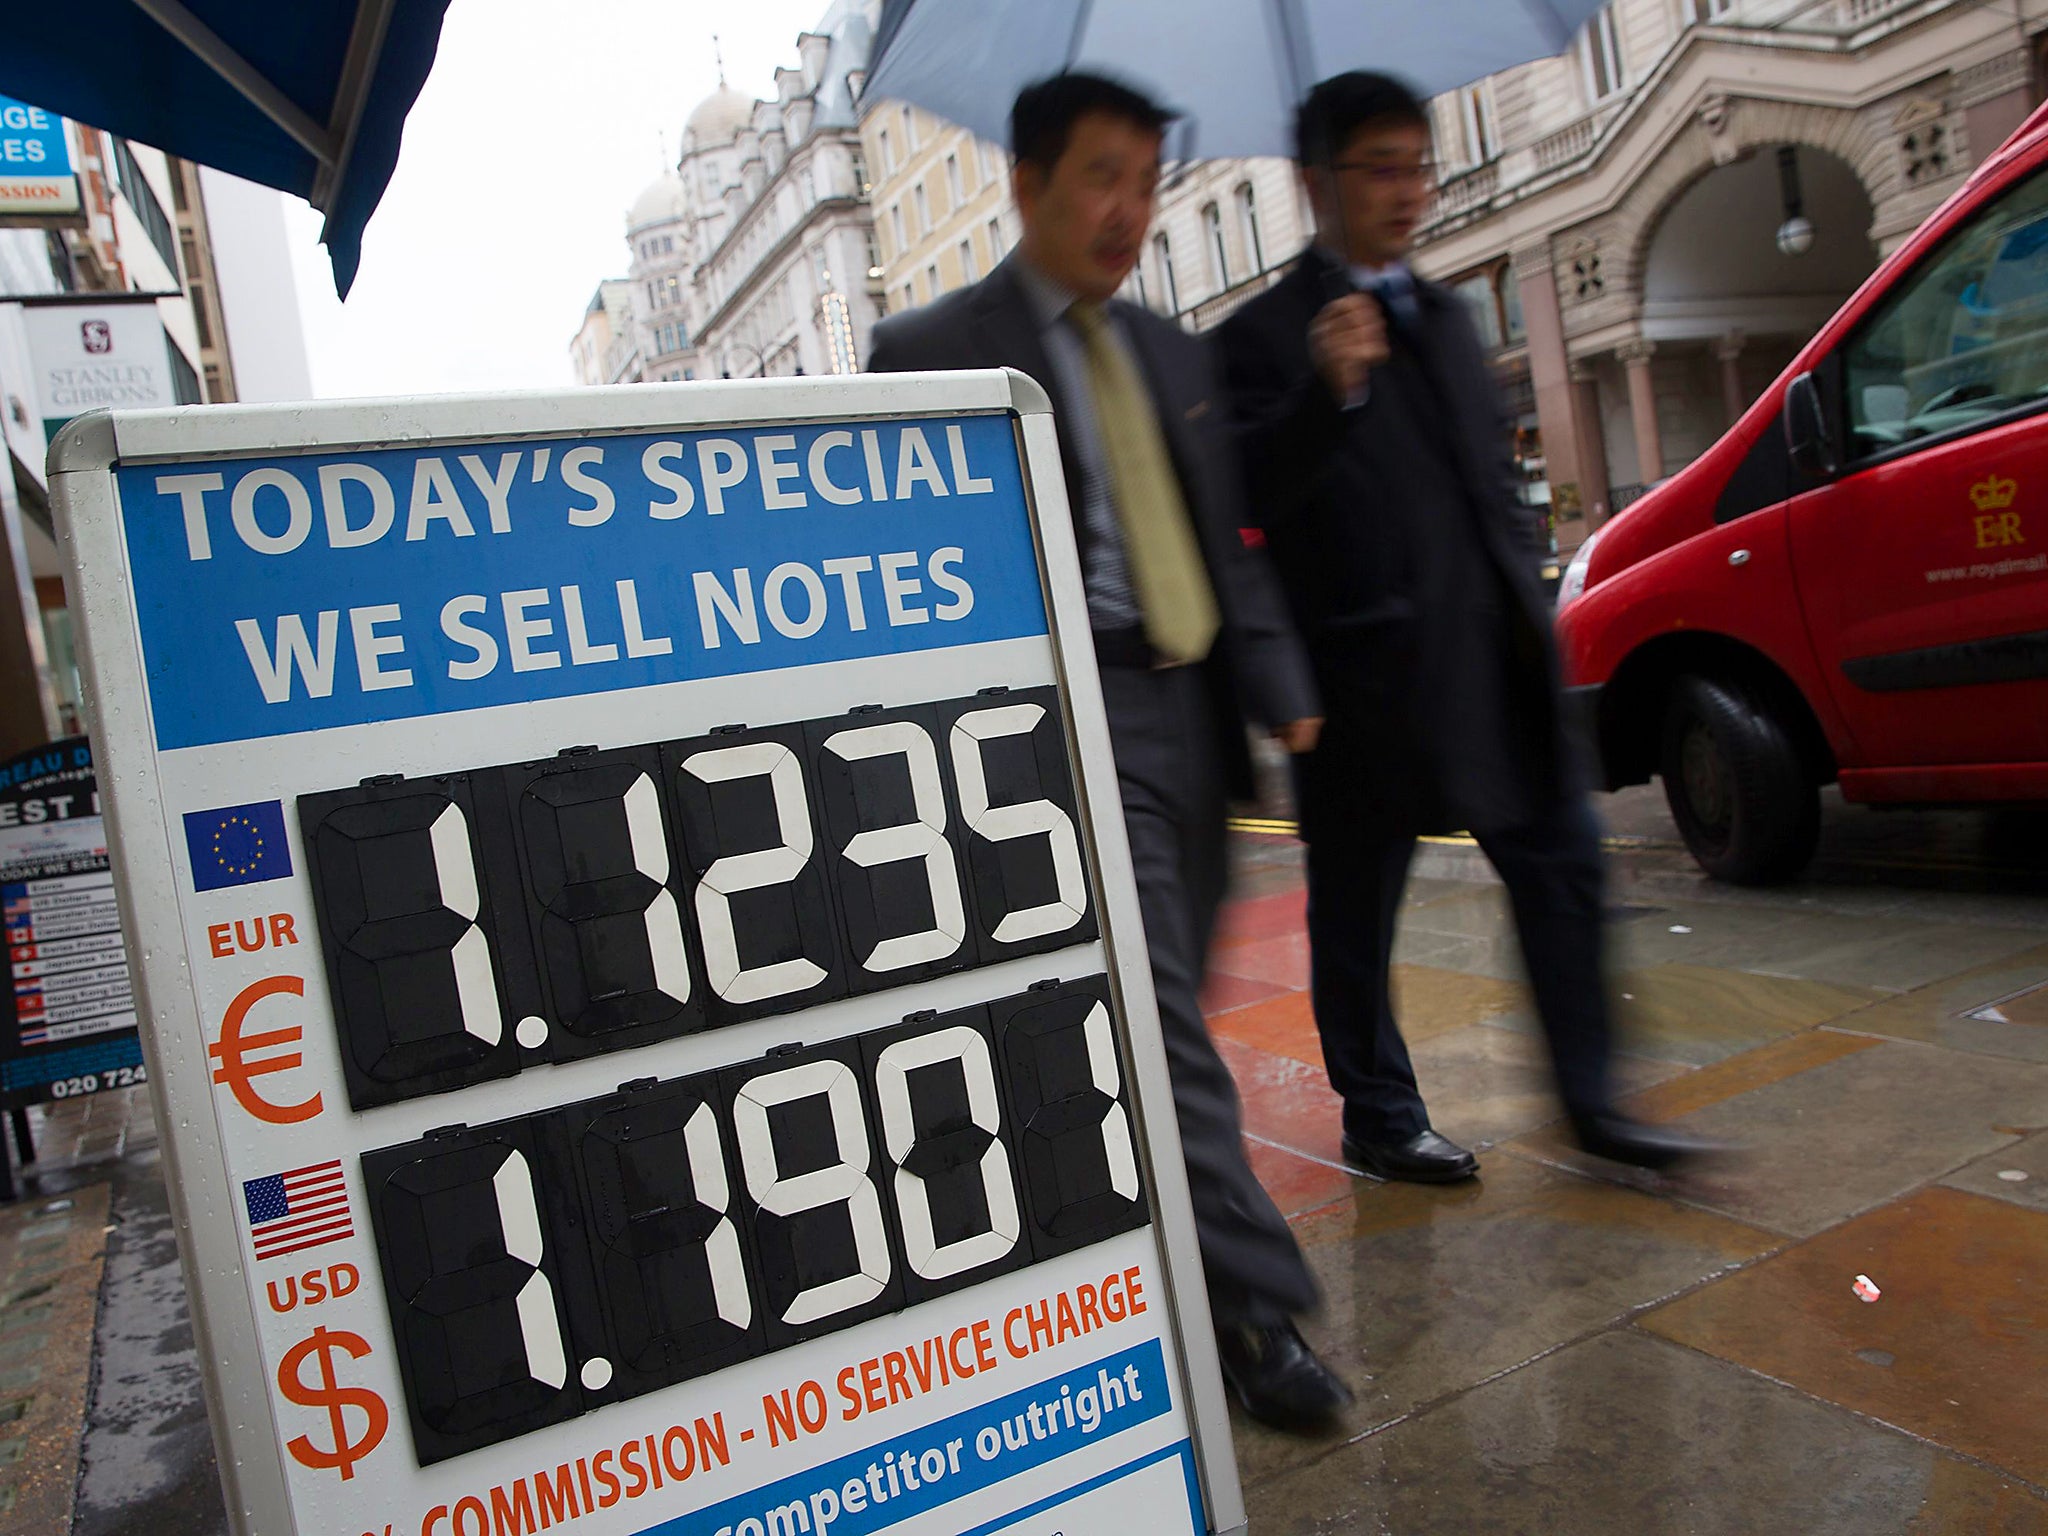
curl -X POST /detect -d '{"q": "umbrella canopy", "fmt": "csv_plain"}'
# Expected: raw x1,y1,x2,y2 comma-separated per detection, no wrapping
0,0,455,298
865,0,1607,160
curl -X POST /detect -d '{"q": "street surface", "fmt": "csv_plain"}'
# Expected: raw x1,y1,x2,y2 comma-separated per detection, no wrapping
6,785,2048,1534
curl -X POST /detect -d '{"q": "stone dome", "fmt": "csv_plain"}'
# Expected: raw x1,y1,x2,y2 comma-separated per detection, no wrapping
685,84,755,148
627,170,686,232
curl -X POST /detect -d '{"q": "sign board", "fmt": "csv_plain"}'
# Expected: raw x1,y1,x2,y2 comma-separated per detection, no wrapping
0,94,81,223
50,373,1245,1536
0,735,145,1108
23,298,179,446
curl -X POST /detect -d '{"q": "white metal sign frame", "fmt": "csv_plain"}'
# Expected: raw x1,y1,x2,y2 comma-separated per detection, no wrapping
51,370,1246,1536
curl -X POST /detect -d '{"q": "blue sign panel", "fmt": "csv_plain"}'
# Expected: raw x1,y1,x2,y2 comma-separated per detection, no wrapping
0,95,71,175
114,413,1048,749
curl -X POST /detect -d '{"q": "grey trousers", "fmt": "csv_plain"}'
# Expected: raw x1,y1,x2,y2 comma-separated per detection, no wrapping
1097,663,1319,1327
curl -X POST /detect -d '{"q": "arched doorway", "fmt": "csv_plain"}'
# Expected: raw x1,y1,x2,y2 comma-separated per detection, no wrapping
1604,145,1879,488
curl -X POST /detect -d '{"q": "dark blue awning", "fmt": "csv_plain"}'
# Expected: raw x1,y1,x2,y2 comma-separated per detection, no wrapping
0,0,454,298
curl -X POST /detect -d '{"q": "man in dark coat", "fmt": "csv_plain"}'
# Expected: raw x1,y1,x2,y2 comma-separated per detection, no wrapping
1216,72,1709,1181
869,72,1350,1430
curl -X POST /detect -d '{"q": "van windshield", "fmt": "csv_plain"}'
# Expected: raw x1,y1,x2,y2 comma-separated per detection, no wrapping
1844,163,2048,456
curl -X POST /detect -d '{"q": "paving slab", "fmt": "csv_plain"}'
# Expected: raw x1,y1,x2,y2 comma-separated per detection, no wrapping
0,1183,110,1536
1512,1037,2048,1236
1831,943,2048,1064
1242,1329,2048,1534
1942,1130,2048,1214
1226,1152,1782,1487
1641,1186,2048,1488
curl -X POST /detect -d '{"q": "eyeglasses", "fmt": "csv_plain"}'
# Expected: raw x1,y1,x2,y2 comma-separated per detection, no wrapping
1329,159,1439,185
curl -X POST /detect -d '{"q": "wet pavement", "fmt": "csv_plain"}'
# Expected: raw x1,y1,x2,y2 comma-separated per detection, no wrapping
4,784,2046,1533
1217,786,2048,1533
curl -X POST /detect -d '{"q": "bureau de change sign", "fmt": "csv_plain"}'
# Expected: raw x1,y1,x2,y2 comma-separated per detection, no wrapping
49,372,1246,1536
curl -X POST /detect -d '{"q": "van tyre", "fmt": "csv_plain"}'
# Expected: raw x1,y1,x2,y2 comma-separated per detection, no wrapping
1660,675,1819,884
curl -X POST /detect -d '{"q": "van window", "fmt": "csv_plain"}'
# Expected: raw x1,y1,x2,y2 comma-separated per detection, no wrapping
1843,165,2048,460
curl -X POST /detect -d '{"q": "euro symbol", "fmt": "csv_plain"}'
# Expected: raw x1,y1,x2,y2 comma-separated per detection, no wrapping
208,974,323,1125
277,1324,387,1481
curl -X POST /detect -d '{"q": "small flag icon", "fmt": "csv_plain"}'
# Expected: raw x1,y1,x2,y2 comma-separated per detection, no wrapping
183,801,292,892
242,1160,353,1261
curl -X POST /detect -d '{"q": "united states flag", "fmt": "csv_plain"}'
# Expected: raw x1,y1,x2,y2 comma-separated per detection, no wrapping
242,1160,353,1261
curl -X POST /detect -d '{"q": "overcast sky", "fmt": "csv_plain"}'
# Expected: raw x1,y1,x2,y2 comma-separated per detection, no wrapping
284,0,830,400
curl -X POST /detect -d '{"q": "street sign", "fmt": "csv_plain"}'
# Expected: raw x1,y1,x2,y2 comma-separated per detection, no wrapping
0,735,145,1114
0,93,81,224
50,372,1245,1536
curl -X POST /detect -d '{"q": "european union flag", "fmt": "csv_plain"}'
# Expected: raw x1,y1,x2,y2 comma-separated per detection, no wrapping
183,801,292,892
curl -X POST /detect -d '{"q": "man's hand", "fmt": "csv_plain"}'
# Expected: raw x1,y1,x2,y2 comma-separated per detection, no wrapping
1273,716,1323,754
1308,295,1390,405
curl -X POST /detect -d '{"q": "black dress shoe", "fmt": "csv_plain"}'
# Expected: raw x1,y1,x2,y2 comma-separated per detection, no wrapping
1572,1111,1721,1170
1341,1129,1479,1183
1216,1321,1352,1431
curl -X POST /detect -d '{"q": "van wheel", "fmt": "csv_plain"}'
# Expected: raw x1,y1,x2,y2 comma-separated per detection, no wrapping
1659,675,1820,885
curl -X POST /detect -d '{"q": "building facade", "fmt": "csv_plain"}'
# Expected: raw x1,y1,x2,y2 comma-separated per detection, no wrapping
856,104,1315,328
0,118,266,755
857,0,2046,556
1408,0,2047,546
572,0,888,391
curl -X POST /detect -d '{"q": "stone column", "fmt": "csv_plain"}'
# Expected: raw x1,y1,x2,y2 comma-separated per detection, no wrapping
1513,241,1583,528
1715,331,1747,429
1570,361,1612,530
1619,338,1663,485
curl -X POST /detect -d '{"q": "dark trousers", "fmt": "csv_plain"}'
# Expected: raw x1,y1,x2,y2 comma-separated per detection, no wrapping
1099,664,1318,1326
1307,794,1616,1143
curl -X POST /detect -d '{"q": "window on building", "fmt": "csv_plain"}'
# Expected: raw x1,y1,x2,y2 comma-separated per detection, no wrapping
108,136,179,277
1499,267,1526,343
166,338,201,405
926,261,940,299
901,282,915,312
958,237,977,283
852,150,869,196
1689,0,1733,19
891,203,907,254
986,215,1006,260
1453,272,1505,351
191,287,213,350
979,141,1002,183
1202,203,1229,290
878,127,893,176
946,153,964,206
1154,232,1179,313
1456,84,1500,167
903,105,919,150
1581,6,1625,101
1236,183,1264,273
662,235,674,254
914,182,930,235
1132,262,1150,310
864,229,881,274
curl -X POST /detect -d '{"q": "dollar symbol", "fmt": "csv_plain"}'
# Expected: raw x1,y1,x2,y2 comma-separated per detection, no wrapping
277,1325,388,1481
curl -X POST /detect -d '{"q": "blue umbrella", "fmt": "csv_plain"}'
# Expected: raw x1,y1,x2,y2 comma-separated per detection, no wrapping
0,0,455,298
865,0,1606,159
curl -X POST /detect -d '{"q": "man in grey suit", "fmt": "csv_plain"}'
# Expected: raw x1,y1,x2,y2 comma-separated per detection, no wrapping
868,72,1349,1431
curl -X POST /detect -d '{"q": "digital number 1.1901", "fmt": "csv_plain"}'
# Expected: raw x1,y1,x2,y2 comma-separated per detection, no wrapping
360,974,1147,1466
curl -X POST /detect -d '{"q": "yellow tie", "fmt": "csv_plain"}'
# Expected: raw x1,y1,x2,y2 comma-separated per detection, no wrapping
1069,301,1221,666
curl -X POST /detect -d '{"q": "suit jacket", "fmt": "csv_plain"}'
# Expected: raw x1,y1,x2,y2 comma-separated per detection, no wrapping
1215,248,1572,839
867,254,1318,798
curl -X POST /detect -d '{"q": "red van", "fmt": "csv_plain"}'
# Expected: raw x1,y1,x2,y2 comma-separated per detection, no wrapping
1556,104,2048,884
